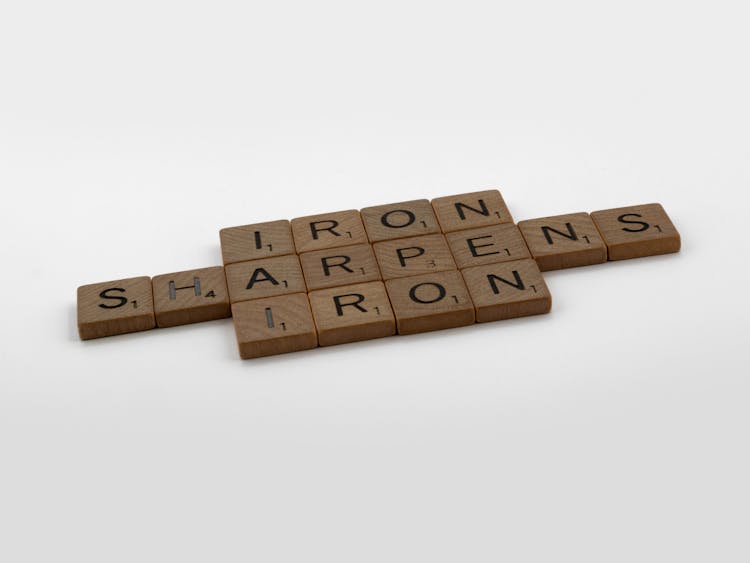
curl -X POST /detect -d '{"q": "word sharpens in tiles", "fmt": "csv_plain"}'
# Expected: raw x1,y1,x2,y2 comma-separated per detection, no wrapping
76,192,681,358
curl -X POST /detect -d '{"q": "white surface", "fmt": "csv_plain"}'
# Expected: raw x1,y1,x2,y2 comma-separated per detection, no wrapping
1,1,749,561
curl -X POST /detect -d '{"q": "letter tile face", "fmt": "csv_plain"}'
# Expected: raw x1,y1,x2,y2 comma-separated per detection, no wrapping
373,234,456,280
152,266,231,327
220,220,295,266
360,199,441,242
431,190,514,233
308,281,396,346
461,259,551,323
385,270,475,335
291,210,368,253
225,255,306,304
232,293,318,359
77,276,155,340
517,212,607,271
300,244,381,291
445,224,531,269
590,203,681,261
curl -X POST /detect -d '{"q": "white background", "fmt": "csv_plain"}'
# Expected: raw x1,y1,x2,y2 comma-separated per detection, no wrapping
1,1,749,561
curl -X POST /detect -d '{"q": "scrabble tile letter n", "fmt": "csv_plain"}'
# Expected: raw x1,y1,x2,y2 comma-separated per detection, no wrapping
591,203,681,261
431,190,514,233
518,212,607,271
152,267,231,327
77,276,155,340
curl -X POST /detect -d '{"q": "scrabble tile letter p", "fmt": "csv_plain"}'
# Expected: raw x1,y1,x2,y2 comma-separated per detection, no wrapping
152,266,231,327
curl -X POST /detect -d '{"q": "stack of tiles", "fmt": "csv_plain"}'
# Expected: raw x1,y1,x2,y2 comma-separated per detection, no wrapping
76,193,681,359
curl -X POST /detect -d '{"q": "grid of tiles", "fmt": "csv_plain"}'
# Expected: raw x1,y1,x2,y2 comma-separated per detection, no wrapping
76,192,681,358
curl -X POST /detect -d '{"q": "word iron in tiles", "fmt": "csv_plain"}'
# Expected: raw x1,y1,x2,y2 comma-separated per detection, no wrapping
76,192,681,358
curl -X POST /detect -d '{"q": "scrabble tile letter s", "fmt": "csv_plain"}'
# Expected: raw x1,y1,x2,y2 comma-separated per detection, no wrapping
77,276,156,340
591,203,681,260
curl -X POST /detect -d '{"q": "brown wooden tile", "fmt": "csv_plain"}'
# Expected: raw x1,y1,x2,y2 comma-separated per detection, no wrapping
431,190,514,233
232,293,318,359
461,259,551,323
77,276,155,340
446,223,531,269
225,255,306,304
517,212,607,271
591,203,681,261
360,199,441,242
152,266,231,327
300,244,381,291
309,281,396,346
220,220,294,266
385,270,475,335
291,210,368,253
373,234,456,280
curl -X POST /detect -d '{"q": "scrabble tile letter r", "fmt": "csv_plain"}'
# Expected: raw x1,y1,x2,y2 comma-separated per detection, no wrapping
291,210,368,253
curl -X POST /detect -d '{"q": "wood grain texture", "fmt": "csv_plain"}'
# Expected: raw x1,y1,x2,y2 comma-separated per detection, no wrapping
308,281,396,346
152,266,231,327
220,220,294,265
385,270,475,335
590,203,681,260
517,212,607,271
77,276,155,340
225,255,306,303
461,258,551,323
232,293,318,359
291,210,368,253
431,190,514,233
360,199,441,242
300,244,381,291
373,234,456,280
446,223,531,269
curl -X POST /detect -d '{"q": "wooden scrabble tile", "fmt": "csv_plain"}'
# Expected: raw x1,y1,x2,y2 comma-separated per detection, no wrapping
232,293,318,359
152,266,231,327
225,255,306,304
385,270,475,335
445,223,531,269
360,199,441,242
517,212,607,271
291,210,368,253
308,281,396,346
220,220,294,265
300,244,381,291
431,190,514,233
590,203,681,261
77,276,155,340
373,234,456,280
461,259,551,323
